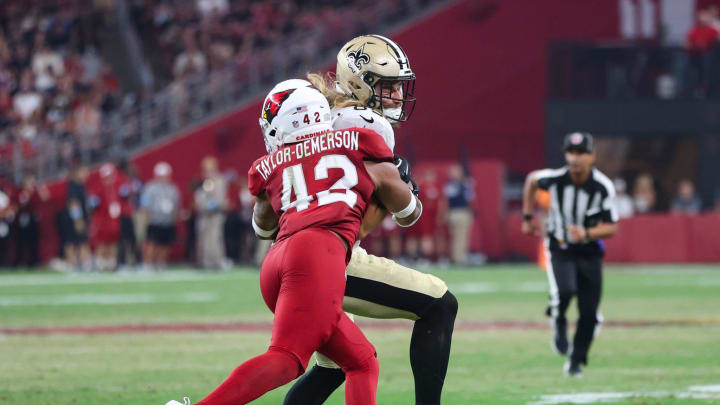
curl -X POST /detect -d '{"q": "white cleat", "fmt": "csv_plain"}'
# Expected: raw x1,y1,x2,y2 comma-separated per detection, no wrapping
563,359,584,378
165,398,191,405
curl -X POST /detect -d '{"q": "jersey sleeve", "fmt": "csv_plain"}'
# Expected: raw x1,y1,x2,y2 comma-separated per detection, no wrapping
332,107,396,151
597,175,619,223
357,128,394,163
247,157,267,196
534,168,565,190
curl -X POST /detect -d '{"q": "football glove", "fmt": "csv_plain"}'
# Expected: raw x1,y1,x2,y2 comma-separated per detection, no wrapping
393,155,420,196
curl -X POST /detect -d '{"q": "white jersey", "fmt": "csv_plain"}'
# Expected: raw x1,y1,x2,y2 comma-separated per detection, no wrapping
332,106,395,152
332,106,397,253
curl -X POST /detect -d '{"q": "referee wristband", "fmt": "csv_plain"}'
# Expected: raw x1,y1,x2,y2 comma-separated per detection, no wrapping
392,194,417,219
252,216,278,238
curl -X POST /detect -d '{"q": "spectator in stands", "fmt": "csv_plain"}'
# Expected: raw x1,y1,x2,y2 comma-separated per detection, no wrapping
686,7,720,97
141,162,180,271
31,40,64,92
197,0,229,18
632,173,656,214
444,164,475,266
0,0,117,177
194,156,228,269
13,70,43,122
613,178,634,219
58,165,91,272
173,29,208,78
73,90,102,159
671,179,702,215
13,174,50,268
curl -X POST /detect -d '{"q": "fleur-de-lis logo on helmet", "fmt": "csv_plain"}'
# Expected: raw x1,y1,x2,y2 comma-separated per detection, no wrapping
346,44,370,74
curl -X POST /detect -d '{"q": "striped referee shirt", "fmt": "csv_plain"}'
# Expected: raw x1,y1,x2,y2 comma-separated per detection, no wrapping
535,167,618,253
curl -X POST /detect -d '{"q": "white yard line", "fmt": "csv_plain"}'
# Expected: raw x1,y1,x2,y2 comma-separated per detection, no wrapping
528,385,720,404
0,270,256,287
450,282,547,294
0,292,218,306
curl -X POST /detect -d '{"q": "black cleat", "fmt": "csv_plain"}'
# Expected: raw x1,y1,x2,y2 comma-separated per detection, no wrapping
551,318,569,356
564,359,584,378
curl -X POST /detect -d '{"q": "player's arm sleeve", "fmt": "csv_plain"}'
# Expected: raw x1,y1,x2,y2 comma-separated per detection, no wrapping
247,159,266,197
358,129,394,163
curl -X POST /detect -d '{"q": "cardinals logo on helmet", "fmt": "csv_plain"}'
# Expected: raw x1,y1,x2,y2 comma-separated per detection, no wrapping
346,44,370,74
262,89,296,124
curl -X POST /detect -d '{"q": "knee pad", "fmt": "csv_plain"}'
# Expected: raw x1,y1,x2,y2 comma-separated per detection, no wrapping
421,290,458,323
350,352,379,375
268,346,306,378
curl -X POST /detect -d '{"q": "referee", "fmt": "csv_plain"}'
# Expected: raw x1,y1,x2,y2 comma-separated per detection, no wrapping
521,132,618,377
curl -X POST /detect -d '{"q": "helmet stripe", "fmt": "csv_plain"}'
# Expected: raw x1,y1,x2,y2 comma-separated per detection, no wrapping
369,34,409,67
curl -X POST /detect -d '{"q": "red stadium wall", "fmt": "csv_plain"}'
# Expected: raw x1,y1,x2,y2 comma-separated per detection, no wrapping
393,0,619,173
503,213,720,263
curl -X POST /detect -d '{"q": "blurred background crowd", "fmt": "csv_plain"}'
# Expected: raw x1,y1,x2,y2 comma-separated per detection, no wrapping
2,0,720,271
0,157,481,271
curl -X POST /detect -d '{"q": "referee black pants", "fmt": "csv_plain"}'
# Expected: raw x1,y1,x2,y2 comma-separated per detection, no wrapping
547,248,603,365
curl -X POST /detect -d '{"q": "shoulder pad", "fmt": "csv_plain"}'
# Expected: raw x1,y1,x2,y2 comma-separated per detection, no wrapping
332,106,395,151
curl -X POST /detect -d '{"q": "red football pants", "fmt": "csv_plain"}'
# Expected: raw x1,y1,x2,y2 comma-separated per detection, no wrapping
195,228,378,405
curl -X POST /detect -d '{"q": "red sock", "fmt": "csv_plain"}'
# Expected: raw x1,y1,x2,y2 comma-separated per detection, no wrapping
195,348,301,405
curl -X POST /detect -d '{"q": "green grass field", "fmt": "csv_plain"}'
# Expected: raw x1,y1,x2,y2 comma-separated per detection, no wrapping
1,264,719,404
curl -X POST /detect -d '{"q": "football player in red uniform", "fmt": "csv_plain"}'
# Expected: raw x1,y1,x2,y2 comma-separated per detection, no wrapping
88,163,123,271
166,80,422,405
287,35,458,405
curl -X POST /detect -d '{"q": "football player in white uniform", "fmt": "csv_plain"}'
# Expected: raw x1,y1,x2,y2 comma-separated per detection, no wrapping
283,35,458,405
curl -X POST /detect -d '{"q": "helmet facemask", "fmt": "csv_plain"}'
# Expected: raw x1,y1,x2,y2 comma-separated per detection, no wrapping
365,75,416,123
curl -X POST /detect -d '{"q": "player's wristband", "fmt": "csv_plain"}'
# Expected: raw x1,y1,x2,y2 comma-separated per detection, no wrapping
392,194,417,219
523,213,533,221
252,216,278,238
392,196,422,227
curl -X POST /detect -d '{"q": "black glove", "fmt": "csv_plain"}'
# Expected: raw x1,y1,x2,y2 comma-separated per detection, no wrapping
393,155,420,196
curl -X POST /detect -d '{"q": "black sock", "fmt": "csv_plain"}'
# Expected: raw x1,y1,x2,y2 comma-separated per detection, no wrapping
410,291,458,405
283,365,346,405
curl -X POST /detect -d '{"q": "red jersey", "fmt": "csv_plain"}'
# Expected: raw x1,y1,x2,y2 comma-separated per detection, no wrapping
248,128,393,248
89,182,123,221
688,25,719,52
